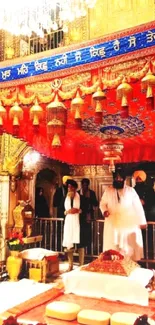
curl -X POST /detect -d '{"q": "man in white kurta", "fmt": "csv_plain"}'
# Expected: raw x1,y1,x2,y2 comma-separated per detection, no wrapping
100,170,147,261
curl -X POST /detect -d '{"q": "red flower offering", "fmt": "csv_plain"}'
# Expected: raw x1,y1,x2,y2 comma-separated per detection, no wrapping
7,229,24,251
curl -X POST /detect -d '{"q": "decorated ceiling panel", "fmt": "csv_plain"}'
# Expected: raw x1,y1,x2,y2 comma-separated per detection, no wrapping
0,62,155,166
1,22,155,166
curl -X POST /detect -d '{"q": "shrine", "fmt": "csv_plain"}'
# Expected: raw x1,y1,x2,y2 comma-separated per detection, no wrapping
0,1,155,324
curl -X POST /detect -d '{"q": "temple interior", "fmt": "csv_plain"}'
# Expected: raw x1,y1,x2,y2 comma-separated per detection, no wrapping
0,1,155,325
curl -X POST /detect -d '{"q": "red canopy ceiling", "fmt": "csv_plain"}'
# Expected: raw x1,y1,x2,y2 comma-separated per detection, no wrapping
1,21,155,165
1,68,155,166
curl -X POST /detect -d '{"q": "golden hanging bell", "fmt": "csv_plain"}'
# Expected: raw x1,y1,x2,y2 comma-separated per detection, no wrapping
30,98,43,125
33,115,39,126
92,87,106,101
0,116,3,126
95,101,102,112
75,108,81,119
146,85,153,98
52,134,61,147
47,94,66,109
141,69,155,86
0,101,6,125
9,102,23,121
47,94,67,124
47,118,65,136
117,78,132,99
71,90,84,109
121,95,128,107
142,70,155,110
13,116,20,126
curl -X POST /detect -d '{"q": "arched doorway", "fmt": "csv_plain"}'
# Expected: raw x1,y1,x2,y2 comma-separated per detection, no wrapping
35,168,57,217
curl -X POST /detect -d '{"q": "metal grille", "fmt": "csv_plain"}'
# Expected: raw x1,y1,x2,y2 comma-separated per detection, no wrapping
33,218,155,267
0,28,64,61
29,29,64,55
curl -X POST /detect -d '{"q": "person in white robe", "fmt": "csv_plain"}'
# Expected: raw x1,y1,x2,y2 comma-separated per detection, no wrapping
63,179,88,271
63,189,80,251
100,169,147,261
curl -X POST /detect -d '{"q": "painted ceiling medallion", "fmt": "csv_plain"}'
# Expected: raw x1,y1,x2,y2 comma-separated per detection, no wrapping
82,114,145,138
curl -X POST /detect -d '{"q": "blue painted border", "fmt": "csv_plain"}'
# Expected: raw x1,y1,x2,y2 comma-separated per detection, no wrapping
0,27,155,83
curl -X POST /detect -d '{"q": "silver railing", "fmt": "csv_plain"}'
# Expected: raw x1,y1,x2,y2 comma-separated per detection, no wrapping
143,221,155,267
33,218,155,267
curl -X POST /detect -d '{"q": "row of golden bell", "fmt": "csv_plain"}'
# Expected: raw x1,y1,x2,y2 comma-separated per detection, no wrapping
0,69,154,152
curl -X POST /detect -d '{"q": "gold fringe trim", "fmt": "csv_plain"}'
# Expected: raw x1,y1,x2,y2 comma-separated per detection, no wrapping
80,80,99,95
38,93,55,104
58,88,77,100
2,95,16,106
18,93,35,105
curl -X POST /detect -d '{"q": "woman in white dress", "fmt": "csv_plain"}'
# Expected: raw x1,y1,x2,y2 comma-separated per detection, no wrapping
100,169,147,261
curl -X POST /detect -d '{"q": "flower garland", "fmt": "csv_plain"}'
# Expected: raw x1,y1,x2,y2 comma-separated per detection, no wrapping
98,249,124,261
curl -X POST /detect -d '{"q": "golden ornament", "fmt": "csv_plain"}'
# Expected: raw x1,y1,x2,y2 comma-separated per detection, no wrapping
92,87,106,101
30,98,43,125
52,134,61,147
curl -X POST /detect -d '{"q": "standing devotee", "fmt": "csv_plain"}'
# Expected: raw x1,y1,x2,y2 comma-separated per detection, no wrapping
100,169,147,261
53,175,72,251
63,179,89,271
78,178,98,253
78,178,98,220
146,178,155,222
143,178,155,258
133,170,147,208
53,175,72,218
35,187,50,218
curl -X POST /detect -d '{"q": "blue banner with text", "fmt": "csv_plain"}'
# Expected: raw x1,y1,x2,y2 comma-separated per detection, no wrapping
1,28,155,83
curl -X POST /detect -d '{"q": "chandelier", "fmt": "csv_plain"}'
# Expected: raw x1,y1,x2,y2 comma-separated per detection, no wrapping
0,0,97,37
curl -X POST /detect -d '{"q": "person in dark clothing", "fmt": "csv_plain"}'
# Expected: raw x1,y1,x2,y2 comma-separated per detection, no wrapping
133,170,147,209
143,178,155,258
63,179,90,271
145,178,155,222
78,178,98,254
35,187,50,218
78,178,98,220
53,175,72,218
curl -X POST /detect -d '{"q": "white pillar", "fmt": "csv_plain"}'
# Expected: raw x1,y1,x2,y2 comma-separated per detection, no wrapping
0,175,9,261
